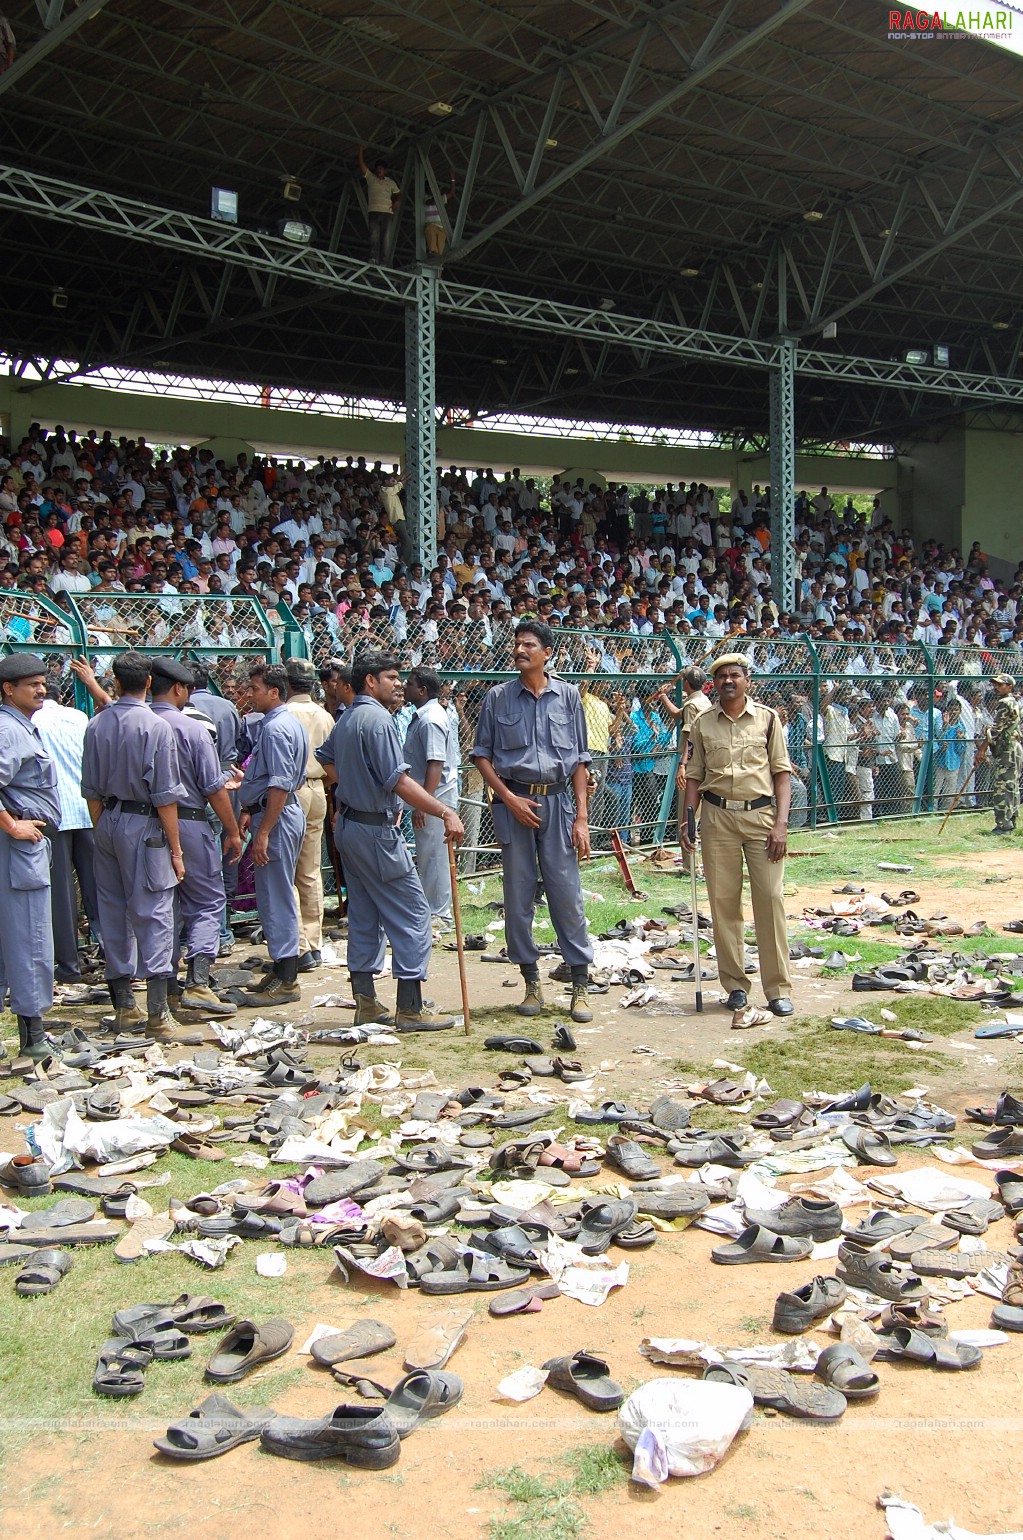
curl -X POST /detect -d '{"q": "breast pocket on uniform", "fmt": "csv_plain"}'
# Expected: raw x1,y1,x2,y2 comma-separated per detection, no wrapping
736,733,769,773
8,838,51,890
496,707,529,750
549,706,577,753
141,832,177,892
704,744,732,773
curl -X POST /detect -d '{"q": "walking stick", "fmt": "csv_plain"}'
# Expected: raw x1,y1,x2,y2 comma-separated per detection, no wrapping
447,835,472,1035
938,763,977,835
687,805,703,1013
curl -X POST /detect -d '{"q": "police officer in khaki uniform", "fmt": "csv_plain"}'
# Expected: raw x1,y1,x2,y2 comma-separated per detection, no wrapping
681,653,793,1016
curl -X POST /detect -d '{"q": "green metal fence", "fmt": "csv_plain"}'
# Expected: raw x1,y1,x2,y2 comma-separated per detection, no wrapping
3,592,1021,852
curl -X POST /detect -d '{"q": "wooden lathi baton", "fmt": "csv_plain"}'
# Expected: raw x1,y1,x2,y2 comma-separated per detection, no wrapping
447,834,472,1035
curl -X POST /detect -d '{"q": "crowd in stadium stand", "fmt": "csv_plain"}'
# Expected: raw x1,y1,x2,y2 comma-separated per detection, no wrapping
0,422,1018,830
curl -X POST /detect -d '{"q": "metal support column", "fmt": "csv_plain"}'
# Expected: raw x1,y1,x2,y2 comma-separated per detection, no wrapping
769,335,796,612
404,263,438,570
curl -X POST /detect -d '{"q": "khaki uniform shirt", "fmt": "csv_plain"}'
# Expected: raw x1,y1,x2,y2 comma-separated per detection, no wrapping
687,698,791,801
680,690,712,748
286,695,336,780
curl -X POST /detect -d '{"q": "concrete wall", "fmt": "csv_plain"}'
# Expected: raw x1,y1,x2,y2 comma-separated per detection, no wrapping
964,421,1023,567
901,429,965,553
0,374,900,496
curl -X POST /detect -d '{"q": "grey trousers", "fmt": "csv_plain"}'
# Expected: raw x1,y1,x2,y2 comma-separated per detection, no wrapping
0,828,54,1017
334,814,433,979
50,825,99,977
251,800,305,960
94,808,176,980
413,803,455,922
174,817,226,964
492,791,593,970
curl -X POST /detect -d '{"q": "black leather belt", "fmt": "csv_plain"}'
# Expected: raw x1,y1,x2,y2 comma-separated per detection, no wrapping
338,804,391,827
243,793,297,814
104,797,154,817
177,806,210,822
504,778,569,797
702,791,773,811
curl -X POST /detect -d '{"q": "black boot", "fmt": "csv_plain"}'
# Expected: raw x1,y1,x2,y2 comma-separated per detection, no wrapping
394,978,455,1033
351,971,393,1026
17,1015,48,1061
243,957,301,1006
109,976,146,1032
146,975,176,1037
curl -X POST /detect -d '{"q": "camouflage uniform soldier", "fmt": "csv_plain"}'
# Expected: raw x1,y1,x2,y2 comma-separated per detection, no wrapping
978,674,1023,835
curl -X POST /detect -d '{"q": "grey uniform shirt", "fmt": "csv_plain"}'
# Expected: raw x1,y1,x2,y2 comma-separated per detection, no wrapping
239,704,307,809
192,687,242,770
316,695,409,817
405,699,459,806
472,674,590,784
0,705,61,824
150,701,229,810
81,697,186,807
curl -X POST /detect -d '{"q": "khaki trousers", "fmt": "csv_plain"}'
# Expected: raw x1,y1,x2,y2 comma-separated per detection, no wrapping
294,779,327,954
699,800,791,1000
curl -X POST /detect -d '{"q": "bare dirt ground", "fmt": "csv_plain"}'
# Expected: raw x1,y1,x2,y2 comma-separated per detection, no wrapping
4,838,1023,1540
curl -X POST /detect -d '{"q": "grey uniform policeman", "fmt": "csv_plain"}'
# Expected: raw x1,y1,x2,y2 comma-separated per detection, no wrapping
190,661,244,955
148,659,242,1017
237,662,308,1007
316,651,464,1031
472,619,595,1023
405,666,460,929
0,654,61,1060
81,651,186,1037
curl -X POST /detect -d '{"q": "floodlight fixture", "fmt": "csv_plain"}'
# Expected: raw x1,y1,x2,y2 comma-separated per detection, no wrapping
210,187,238,224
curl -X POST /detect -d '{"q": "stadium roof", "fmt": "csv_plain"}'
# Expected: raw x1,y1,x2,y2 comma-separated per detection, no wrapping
3,0,1023,445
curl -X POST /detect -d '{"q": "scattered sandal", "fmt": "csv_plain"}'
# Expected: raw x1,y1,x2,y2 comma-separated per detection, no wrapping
874,1326,982,1370
14,1246,71,1296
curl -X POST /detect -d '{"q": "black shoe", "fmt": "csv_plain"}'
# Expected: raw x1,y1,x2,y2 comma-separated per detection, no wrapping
297,952,317,974
768,997,794,1016
724,990,748,1011
310,950,322,967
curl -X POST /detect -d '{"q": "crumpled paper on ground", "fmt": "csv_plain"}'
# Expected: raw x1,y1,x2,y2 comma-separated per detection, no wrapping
694,1170,780,1237
333,1242,408,1289
640,1337,820,1372
488,1178,562,1207
496,1366,548,1402
753,1142,855,1174
33,1097,179,1172
868,1167,990,1212
790,1165,875,1207
541,1231,628,1306
0,1202,27,1230
213,1018,307,1054
879,1491,1023,1540
146,1234,241,1268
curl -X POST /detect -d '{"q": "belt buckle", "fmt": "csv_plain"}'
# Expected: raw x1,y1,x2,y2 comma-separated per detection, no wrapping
530,782,548,795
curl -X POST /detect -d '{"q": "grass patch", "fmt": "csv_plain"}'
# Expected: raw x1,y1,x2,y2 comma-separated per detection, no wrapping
786,810,1022,890
723,1014,951,1099
480,1444,628,1540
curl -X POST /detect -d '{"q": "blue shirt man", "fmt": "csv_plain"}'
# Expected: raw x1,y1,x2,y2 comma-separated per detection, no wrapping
0,654,61,1057
472,619,594,1023
80,651,187,1035
316,651,464,1031
237,662,308,1005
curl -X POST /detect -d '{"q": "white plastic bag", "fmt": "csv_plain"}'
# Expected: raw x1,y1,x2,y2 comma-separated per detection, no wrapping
618,1378,753,1484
